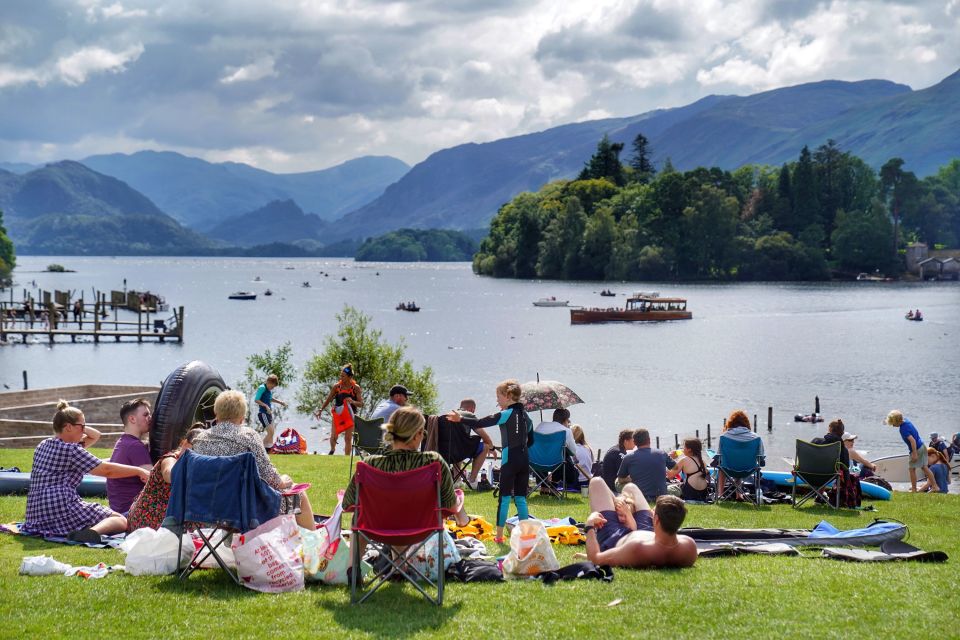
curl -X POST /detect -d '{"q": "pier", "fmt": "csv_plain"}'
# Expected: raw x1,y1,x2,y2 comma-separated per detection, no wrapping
0,288,184,344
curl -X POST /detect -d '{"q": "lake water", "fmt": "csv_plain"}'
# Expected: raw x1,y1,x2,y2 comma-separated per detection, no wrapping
3,256,959,465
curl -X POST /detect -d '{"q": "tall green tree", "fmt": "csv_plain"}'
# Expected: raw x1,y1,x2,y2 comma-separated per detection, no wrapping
0,209,15,286
793,146,822,240
629,133,656,184
297,306,438,423
831,204,896,273
679,184,739,278
880,158,921,255
578,135,625,186
578,207,616,279
771,163,796,234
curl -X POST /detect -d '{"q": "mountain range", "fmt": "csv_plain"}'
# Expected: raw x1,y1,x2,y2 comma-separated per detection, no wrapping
1,69,957,254
330,71,959,241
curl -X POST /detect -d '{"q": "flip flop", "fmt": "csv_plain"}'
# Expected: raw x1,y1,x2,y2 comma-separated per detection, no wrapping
67,528,102,544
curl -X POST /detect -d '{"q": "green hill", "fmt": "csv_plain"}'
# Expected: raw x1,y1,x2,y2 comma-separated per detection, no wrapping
354,229,477,261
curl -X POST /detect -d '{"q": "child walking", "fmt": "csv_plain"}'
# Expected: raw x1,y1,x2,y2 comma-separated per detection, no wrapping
450,379,532,542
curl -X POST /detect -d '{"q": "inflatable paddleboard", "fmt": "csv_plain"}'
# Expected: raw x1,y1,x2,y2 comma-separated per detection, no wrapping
761,470,891,500
0,471,107,497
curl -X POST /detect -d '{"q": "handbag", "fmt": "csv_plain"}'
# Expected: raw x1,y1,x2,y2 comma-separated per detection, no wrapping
501,519,559,578
231,514,304,593
332,404,354,435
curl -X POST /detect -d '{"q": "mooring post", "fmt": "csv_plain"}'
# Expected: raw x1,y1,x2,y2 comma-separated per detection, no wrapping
178,306,184,342
93,295,100,344
753,413,758,433
655,436,660,449
22,370,28,390
767,406,773,432
137,306,142,343
674,433,679,449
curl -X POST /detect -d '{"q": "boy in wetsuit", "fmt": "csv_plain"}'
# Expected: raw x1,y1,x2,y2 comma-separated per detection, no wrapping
449,379,532,542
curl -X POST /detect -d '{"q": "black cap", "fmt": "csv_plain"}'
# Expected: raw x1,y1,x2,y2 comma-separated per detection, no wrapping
390,385,410,397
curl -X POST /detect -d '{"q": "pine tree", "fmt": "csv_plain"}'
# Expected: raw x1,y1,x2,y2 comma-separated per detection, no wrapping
629,133,656,183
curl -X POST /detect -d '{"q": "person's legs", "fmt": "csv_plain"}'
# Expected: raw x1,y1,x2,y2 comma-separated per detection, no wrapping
91,514,127,535
263,422,276,449
922,464,939,492
619,482,652,513
469,441,490,483
589,476,616,512
909,467,918,492
329,428,337,454
341,427,353,455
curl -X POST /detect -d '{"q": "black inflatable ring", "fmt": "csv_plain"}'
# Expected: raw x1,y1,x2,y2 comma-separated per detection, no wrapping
149,360,227,462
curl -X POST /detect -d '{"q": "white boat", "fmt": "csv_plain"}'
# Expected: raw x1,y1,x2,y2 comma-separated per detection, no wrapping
228,291,257,300
533,297,569,307
872,453,960,483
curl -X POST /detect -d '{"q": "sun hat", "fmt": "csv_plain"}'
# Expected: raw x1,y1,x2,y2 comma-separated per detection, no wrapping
841,433,857,441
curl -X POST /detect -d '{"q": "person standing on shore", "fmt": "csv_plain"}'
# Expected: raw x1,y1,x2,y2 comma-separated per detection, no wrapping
316,364,363,455
885,410,939,492
448,379,532,543
107,398,154,514
253,374,287,450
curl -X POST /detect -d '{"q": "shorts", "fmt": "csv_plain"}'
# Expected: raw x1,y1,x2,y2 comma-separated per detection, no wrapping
909,451,927,469
474,439,486,458
596,509,654,552
257,411,272,430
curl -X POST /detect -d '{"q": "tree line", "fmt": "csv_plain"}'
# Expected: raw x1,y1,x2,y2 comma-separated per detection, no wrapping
473,135,960,281
0,209,15,286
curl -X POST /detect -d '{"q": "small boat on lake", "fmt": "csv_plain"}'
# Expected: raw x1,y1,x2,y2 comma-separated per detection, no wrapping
397,302,420,312
857,273,893,282
228,291,257,300
794,413,824,423
264,289,273,296
533,297,570,307
905,310,923,321
302,281,311,288
599,289,616,297
570,292,691,324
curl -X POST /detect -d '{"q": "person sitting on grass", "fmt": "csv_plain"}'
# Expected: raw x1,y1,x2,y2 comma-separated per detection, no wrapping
22,400,150,544
920,447,950,494
126,425,204,532
584,476,697,569
841,433,877,478
667,438,712,501
191,390,316,530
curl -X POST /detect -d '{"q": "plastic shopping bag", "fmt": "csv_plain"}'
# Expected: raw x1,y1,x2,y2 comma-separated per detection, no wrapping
332,404,354,435
302,526,371,585
501,519,559,578
231,515,304,593
121,527,194,576
195,529,236,569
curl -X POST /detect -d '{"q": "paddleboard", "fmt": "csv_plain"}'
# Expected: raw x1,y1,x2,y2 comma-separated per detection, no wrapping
761,470,891,500
0,471,107,497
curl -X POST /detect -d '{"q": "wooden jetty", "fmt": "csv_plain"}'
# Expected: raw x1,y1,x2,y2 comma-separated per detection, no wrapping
1,289,184,344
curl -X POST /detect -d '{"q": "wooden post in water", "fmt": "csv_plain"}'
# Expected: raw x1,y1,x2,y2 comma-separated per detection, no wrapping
655,436,660,449
137,306,142,343
674,433,679,449
22,370,28,390
177,306,184,342
767,407,773,432
753,413,758,433
93,295,100,343
706,424,711,448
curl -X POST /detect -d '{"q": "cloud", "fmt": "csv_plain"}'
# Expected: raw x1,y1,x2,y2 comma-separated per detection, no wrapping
0,0,956,172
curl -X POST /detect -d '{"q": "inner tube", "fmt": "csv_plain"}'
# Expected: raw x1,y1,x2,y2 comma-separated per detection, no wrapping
0,471,107,497
149,361,227,462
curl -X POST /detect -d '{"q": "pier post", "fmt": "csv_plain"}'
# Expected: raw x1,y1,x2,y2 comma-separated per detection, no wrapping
137,307,142,343
22,370,28,390
655,436,660,449
767,406,773,432
177,306,184,342
674,433,679,449
753,413,758,433
94,296,100,344
706,424,711,448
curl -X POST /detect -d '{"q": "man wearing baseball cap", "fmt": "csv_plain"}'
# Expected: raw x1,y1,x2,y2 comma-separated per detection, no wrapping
370,384,411,422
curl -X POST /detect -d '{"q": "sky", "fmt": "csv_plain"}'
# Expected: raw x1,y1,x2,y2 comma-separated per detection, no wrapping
1,0,958,173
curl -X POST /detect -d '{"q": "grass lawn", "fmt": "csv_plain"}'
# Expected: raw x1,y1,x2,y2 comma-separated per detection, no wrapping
1,449,957,640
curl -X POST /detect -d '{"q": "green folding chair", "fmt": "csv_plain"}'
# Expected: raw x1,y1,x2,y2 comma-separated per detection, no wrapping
792,439,843,509
352,416,385,458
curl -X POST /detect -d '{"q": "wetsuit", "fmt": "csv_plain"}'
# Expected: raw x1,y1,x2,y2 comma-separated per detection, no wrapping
462,402,533,527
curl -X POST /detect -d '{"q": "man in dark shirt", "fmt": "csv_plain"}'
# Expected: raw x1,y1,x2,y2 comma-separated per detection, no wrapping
601,429,635,491
617,428,675,499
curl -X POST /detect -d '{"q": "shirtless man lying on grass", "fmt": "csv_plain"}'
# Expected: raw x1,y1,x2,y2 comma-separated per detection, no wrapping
584,476,697,568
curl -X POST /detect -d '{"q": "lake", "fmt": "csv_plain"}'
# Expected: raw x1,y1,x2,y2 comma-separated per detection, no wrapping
3,256,959,464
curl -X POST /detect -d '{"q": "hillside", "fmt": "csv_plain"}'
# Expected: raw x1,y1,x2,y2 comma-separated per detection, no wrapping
330,72,958,241
354,228,477,261
0,162,215,254
204,199,328,247
81,151,410,229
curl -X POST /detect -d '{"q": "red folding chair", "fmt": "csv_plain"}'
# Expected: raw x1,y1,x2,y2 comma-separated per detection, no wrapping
347,461,450,605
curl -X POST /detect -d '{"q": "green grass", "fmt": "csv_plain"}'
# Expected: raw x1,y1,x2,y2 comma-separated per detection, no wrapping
1,449,957,640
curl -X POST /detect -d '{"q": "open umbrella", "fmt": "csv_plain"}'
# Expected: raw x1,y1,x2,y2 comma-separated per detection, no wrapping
520,380,584,412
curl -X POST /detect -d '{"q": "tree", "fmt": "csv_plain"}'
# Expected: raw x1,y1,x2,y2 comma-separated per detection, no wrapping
629,133,656,183
297,306,438,425
0,209,14,287
578,207,616,279
578,135,625,186
831,203,896,273
793,146,822,240
679,184,739,278
237,342,297,424
771,163,796,234
880,158,921,257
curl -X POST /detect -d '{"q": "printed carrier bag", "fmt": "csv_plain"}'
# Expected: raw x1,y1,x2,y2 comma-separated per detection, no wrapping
272,428,307,454
332,404,355,435
302,526,371,585
405,529,461,582
501,519,559,578
231,514,304,593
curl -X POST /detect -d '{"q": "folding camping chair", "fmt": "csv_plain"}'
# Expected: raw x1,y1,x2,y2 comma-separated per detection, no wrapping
715,435,764,505
435,416,483,486
352,416,385,458
347,461,449,606
792,439,843,509
162,449,282,584
529,430,571,499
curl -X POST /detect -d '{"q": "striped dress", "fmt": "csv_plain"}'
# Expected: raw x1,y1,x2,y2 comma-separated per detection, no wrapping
342,449,456,510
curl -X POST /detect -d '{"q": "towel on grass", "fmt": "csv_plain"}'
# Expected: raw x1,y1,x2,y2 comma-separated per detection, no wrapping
1,522,125,549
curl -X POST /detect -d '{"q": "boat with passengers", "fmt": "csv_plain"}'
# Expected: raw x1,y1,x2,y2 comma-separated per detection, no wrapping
570,292,691,324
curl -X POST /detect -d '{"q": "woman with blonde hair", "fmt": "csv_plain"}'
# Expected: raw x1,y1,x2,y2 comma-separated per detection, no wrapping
342,405,469,526
23,401,151,544
191,390,316,529
571,424,594,484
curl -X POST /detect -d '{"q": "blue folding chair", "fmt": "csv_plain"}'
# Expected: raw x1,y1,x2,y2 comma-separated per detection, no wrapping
529,430,571,499
162,449,282,583
715,435,764,505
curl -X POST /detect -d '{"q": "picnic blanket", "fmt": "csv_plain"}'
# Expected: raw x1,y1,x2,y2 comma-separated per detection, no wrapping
1,522,125,549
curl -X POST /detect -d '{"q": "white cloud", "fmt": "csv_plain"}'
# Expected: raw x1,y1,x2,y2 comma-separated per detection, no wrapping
220,56,278,84
55,44,144,85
